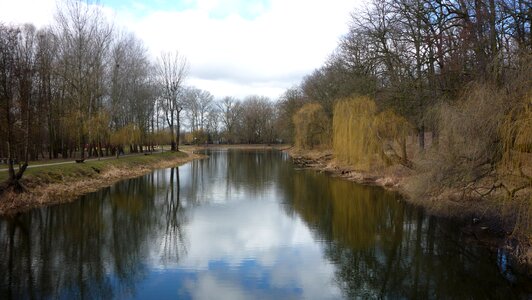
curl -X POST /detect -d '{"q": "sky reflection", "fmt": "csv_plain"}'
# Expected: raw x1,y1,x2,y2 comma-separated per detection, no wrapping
140,153,341,299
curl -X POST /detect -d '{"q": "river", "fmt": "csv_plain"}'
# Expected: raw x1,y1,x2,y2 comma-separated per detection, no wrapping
0,150,530,299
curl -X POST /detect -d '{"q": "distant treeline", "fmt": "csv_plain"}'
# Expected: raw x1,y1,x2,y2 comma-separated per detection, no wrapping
0,1,291,188
0,1,286,161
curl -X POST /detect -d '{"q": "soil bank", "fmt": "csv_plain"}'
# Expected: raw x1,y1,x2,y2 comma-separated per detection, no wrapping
285,147,532,276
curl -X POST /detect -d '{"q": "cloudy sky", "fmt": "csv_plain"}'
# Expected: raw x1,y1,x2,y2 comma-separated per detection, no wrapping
0,0,362,99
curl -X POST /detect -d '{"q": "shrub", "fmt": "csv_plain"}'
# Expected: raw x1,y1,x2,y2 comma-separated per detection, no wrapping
421,84,505,189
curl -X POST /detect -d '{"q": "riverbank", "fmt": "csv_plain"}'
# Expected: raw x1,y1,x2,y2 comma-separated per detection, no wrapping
286,147,532,274
0,150,203,215
0,145,287,215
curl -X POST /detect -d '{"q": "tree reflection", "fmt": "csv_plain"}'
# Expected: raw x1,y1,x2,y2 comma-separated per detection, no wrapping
180,149,283,203
279,167,524,299
160,167,188,264
0,167,189,299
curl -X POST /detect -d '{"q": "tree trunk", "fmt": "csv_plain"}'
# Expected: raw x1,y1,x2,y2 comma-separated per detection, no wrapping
176,115,180,151
418,125,425,150
401,136,408,165
169,124,176,151
432,130,439,148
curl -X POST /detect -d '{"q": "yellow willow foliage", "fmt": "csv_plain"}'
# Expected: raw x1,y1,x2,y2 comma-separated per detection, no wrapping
333,97,379,170
183,130,207,144
501,97,532,168
499,95,532,240
110,124,141,146
150,130,172,145
191,129,208,144
374,110,412,143
374,109,413,164
293,103,330,149
333,96,412,170
87,110,111,143
61,109,86,141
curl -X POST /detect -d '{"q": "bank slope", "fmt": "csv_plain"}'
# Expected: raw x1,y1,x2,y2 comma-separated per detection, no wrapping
0,151,202,215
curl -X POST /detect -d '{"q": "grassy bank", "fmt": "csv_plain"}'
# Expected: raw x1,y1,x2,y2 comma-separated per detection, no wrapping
0,151,201,215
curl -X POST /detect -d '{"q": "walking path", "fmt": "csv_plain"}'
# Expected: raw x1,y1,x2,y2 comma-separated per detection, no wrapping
0,153,148,172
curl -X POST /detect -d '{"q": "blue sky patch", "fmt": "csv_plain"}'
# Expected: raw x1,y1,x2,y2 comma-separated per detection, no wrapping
102,0,270,20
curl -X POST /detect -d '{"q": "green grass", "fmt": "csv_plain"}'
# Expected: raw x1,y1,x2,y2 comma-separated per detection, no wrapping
0,151,188,184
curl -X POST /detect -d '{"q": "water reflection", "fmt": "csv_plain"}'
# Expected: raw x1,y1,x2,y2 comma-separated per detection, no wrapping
0,150,530,299
0,167,187,299
281,170,530,298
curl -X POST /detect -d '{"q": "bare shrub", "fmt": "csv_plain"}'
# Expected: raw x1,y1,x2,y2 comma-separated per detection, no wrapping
409,84,507,198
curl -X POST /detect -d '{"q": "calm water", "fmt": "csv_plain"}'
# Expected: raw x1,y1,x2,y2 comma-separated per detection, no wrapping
0,150,530,299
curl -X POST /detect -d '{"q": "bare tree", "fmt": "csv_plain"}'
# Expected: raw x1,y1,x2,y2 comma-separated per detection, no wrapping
0,24,25,191
156,51,188,151
275,87,306,143
109,32,154,153
217,96,242,144
54,0,113,159
240,96,275,144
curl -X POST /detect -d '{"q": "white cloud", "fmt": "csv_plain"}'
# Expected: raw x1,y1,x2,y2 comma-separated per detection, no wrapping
187,274,250,300
153,189,341,299
0,0,364,99
0,0,56,28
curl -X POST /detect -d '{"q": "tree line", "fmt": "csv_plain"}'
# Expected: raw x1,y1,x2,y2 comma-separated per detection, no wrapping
284,0,531,170
0,1,284,190
282,0,531,145
284,0,531,240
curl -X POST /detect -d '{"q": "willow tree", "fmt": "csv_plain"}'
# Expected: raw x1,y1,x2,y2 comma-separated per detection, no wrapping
374,109,413,167
293,103,330,149
500,95,532,238
109,32,154,153
217,96,242,144
333,97,380,170
110,123,141,156
333,96,412,171
87,109,110,158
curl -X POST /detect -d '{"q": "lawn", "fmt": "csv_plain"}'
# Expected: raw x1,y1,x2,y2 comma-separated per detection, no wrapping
0,151,188,184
